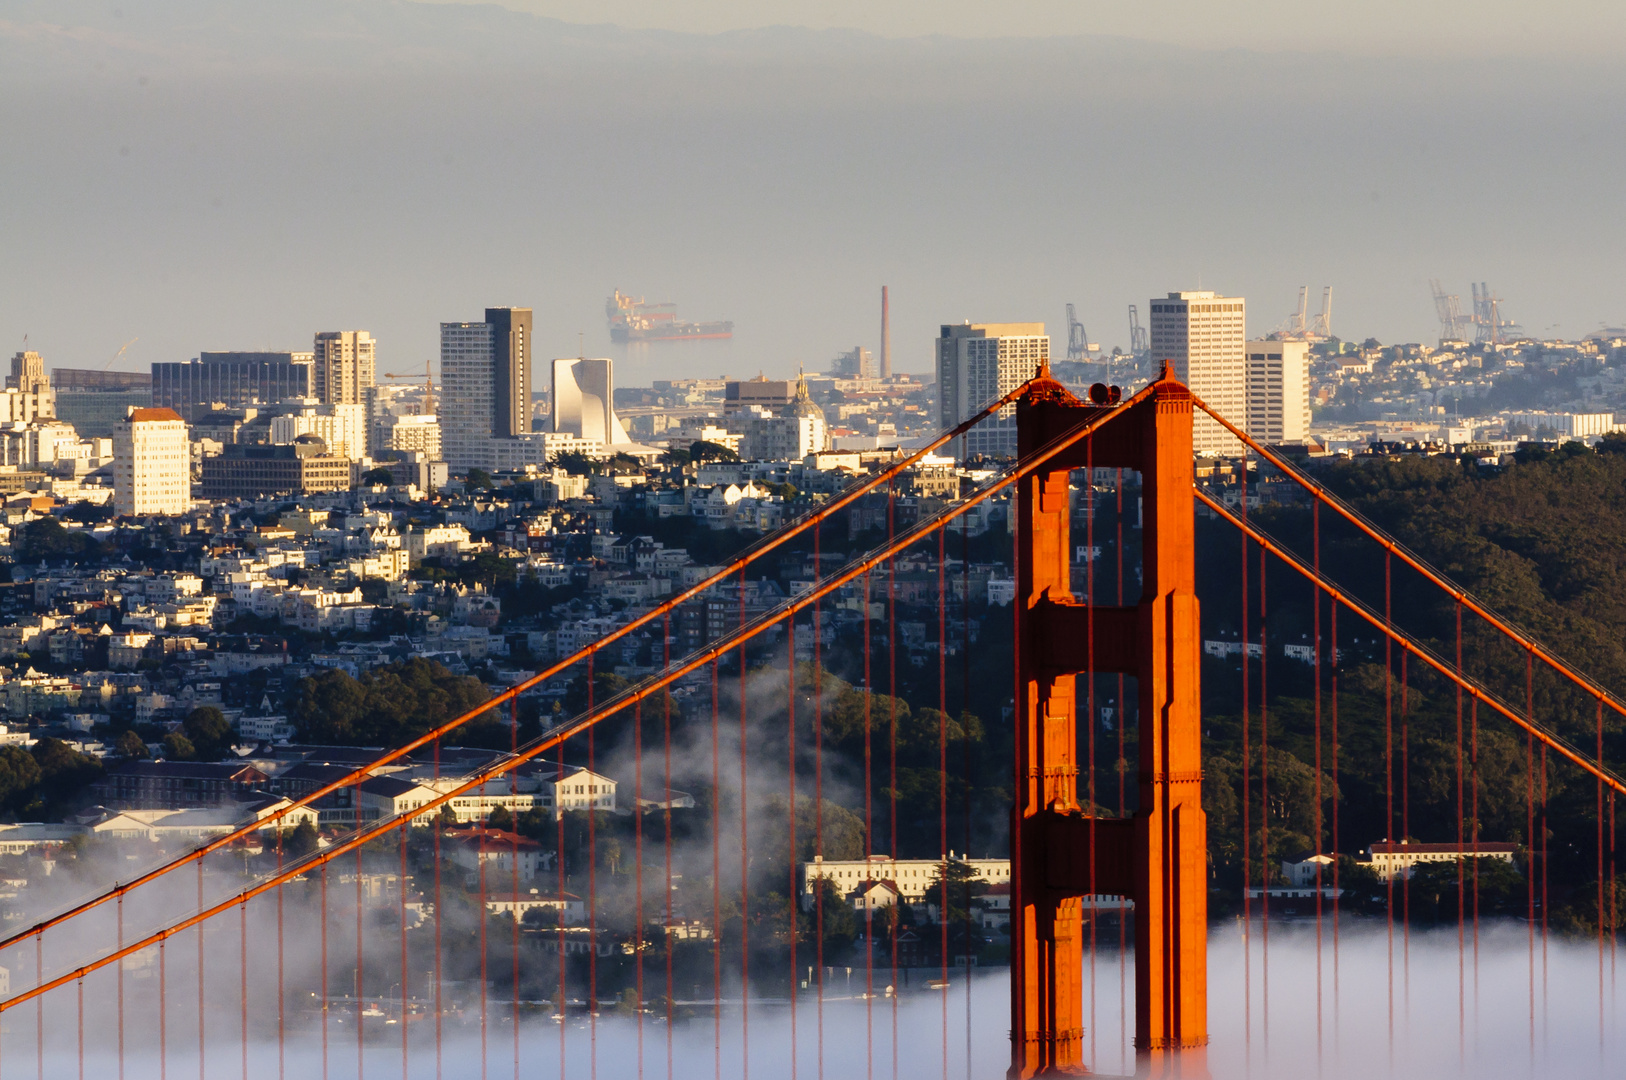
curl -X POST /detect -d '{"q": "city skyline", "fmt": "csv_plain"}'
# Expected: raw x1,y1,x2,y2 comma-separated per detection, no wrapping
4,2,1626,386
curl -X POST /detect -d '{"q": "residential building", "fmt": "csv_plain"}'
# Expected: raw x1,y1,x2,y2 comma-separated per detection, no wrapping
269,402,368,461
1245,339,1311,445
151,352,313,421
802,853,1011,902
1149,292,1247,455
935,323,1049,458
439,308,533,471
740,374,827,460
93,760,271,810
373,413,442,460
113,407,190,516
1364,840,1517,881
446,827,548,881
197,437,351,499
311,330,376,406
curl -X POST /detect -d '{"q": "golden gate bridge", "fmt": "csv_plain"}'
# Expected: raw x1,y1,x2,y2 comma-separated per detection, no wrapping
0,367,1619,1078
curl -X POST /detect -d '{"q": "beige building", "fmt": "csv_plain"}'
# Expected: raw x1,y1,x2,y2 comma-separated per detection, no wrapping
374,412,442,459
936,322,1049,458
1365,840,1517,881
270,402,368,461
1149,292,1246,455
1245,339,1312,445
113,407,190,516
3,352,55,422
312,331,376,406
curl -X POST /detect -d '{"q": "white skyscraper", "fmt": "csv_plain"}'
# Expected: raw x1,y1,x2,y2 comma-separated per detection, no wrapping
1245,339,1312,445
551,358,631,448
440,321,496,471
1149,292,1246,455
935,322,1049,458
113,407,190,516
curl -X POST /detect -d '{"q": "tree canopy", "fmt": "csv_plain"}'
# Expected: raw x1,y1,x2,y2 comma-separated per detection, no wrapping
291,658,499,747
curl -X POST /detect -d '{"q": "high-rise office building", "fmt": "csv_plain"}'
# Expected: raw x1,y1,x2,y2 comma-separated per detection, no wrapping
312,331,376,406
1148,292,1246,455
152,352,313,421
935,322,1049,458
1245,339,1311,445
113,407,190,516
270,403,369,461
439,308,533,471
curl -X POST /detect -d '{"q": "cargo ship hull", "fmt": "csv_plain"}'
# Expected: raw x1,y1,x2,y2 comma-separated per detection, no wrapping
607,290,732,342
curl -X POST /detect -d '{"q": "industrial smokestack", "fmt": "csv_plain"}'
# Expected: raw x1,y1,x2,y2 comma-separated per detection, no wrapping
880,285,891,379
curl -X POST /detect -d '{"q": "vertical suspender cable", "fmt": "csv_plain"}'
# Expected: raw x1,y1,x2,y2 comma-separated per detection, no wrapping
864,569,874,1080
1541,740,1550,1056
788,617,798,1080
511,699,520,1080
590,657,601,1080
1239,460,1252,1063
435,739,446,1080
815,526,826,1080
1313,500,1324,1067
400,821,409,1080
160,938,167,1080
1456,602,1467,1061
1116,468,1127,1074
710,660,722,1080
321,863,330,1080
357,790,367,1080
1330,602,1341,1055
1008,471,1023,1080
277,830,285,1080
888,484,899,1080
1402,652,1411,1036
1384,551,1394,1069
119,891,125,1080
664,613,676,1080
636,696,646,1080
479,830,489,1080
1472,697,1482,1049
1600,696,1607,1052
740,568,751,1080
241,897,249,1080
962,515,974,1080
1084,450,1097,1072
1526,650,1536,1066
1259,540,1270,1056
199,860,206,1080
937,524,949,1080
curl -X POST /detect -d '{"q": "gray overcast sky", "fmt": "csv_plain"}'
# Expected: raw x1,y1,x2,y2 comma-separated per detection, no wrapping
435,0,1626,56
3,0,1624,385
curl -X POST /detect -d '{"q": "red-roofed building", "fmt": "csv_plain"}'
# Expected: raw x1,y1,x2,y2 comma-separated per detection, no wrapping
445,826,551,881
114,406,190,516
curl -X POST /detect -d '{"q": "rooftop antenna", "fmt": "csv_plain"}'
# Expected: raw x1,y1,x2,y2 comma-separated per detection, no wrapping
578,331,584,360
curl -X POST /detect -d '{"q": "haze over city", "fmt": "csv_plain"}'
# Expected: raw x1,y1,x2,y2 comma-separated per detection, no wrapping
4,0,1625,383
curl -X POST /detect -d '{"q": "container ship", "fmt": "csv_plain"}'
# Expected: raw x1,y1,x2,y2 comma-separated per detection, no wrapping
607,290,734,342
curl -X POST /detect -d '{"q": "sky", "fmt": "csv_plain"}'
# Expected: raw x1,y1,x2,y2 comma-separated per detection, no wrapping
439,0,1626,57
2,0,1624,387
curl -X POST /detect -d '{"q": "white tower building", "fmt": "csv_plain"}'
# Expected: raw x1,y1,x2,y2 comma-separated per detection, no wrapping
1149,292,1246,456
935,322,1049,458
113,407,190,516
551,358,631,448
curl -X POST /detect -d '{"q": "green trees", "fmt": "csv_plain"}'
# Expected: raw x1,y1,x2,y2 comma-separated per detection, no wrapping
360,467,394,487
464,468,494,492
291,658,498,747
182,706,235,761
114,730,149,759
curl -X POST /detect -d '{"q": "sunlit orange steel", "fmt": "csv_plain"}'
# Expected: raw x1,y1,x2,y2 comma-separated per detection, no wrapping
1010,367,1207,1077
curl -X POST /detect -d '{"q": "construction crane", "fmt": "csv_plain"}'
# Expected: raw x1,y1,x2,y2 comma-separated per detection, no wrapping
1308,286,1333,340
1278,286,1309,338
103,338,137,370
382,359,435,413
1470,282,1520,346
1065,303,1090,362
1430,280,1470,343
1128,304,1148,359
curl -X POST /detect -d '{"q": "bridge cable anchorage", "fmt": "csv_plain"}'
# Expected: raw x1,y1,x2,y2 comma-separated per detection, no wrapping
1192,393,1626,730
0,380,1155,1031
1192,490,1626,797
0,381,1040,963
